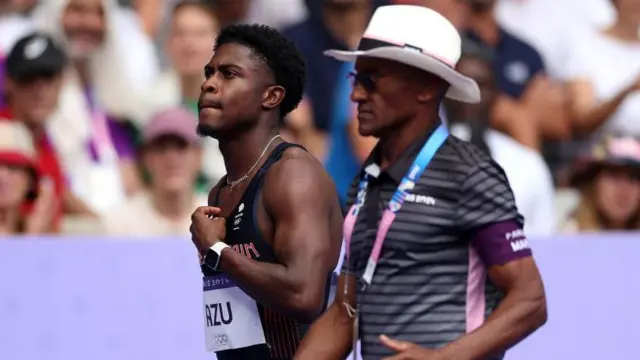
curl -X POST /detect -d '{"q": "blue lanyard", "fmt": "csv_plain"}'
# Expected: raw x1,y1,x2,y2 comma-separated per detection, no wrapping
343,124,449,286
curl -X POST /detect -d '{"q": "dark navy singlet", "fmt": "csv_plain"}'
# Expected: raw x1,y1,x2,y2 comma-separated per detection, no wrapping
203,142,332,360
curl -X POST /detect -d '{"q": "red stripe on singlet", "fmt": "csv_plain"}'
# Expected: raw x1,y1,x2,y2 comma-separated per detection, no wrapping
263,307,301,359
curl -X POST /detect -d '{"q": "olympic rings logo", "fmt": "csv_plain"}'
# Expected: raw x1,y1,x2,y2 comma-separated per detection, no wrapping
213,334,229,346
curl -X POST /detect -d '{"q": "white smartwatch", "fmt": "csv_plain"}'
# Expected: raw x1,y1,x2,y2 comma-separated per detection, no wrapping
204,242,230,271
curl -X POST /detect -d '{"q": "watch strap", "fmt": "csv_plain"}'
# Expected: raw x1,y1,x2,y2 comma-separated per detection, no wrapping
204,242,230,271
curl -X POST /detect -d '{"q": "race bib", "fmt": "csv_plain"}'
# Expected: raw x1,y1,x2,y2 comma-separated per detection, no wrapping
203,274,266,352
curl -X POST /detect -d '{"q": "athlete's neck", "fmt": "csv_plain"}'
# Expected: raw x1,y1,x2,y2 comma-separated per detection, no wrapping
0,207,20,234
151,187,194,221
469,10,499,46
180,73,204,102
218,126,281,183
378,111,441,169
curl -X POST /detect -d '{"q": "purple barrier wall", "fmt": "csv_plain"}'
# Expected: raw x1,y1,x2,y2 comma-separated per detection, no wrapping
0,235,637,360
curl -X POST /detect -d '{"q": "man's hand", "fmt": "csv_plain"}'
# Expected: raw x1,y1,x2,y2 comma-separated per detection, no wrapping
190,206,226,253
380,335,441,360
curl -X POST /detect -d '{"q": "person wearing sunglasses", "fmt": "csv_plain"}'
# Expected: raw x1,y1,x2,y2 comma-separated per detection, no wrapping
295,5,547,360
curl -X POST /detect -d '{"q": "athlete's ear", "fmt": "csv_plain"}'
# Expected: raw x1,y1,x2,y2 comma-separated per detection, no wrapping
262,85,286,110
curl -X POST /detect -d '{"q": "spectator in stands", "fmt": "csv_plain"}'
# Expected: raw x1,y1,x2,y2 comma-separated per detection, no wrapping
102,108,206,236
1,33,97,227
136,1,225,189
562,136,640,232
0,121,56,234
393,0,470,30
0,0,34,53
0,0,36,107
30,0,150,215
563,0,640,139
283,0,385,147
444,42,555,237
466,0,569,150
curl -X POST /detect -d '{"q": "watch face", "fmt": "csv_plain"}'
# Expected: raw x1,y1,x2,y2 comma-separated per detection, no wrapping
205,249,221,271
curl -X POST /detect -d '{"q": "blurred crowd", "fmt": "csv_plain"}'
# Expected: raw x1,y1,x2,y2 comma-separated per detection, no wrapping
0,0,639,238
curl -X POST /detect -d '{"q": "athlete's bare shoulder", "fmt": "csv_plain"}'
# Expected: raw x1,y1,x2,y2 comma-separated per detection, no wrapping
263,144,339,213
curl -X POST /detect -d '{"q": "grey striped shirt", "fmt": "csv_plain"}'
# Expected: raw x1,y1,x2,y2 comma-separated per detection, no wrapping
342,128,528,359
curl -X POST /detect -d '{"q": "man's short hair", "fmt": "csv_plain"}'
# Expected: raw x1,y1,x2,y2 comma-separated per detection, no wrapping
214,24,306,118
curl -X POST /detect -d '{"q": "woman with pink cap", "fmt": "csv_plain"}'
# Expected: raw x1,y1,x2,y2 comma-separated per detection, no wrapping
562,135,640,232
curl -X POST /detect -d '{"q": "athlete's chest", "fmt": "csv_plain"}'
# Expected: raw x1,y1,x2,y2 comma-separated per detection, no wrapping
210,185,271,262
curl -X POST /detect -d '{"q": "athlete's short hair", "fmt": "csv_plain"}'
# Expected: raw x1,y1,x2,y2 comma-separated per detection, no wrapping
214,24,306,118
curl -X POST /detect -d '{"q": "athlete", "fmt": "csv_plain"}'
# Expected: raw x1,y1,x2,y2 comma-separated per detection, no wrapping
189,24,343,360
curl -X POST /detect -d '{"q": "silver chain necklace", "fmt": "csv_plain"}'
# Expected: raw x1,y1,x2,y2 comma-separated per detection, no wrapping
225,134,281,190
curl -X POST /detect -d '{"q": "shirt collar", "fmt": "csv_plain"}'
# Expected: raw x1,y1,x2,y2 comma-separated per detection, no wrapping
362,119,443,184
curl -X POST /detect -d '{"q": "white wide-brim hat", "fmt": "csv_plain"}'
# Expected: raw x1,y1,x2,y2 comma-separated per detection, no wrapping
325,5,480,104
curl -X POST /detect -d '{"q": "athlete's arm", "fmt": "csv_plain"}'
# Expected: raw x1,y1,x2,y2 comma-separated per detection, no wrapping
218,156,340,323
294,273,356,359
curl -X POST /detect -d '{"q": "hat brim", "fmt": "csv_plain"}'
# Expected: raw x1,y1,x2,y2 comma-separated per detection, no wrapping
569,158,640,187
324,47,481,104
9,60,64,80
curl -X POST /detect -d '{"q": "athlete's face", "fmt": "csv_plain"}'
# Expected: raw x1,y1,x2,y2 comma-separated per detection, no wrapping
351,57,442,138
62,0,106,59
197,43,284,138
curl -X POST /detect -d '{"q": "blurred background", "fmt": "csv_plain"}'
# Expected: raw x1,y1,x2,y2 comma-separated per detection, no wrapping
0,0,639,359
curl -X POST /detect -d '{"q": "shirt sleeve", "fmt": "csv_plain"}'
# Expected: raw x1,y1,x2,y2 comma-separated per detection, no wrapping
455,160,532,267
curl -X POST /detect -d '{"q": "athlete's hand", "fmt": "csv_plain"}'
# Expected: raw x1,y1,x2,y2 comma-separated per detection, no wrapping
380,335,441,360
190,206,226,253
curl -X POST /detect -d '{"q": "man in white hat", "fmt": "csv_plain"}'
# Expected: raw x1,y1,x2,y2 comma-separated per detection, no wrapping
295,5,547,360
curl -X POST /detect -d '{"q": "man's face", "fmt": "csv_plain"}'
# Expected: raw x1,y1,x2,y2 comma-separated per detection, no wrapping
197,43,280,138
0,163,31,210
351,57,439,138
167,5,219,77
62,0,106,59
444,56,494,124
143,136,201,194
7,73,63,127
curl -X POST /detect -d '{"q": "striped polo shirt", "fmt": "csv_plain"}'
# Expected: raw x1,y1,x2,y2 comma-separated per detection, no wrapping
342,123,531,359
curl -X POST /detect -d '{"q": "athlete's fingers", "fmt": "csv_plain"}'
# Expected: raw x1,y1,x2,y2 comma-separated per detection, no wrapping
379,335,411,352
192,206,221,220
202,206,222,217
